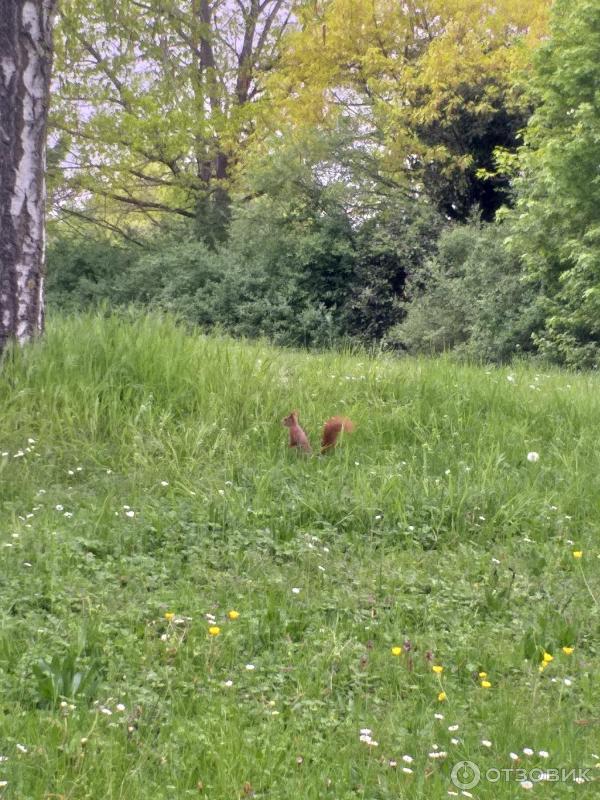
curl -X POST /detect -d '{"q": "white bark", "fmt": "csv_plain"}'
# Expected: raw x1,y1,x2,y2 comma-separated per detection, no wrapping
0,0,56,352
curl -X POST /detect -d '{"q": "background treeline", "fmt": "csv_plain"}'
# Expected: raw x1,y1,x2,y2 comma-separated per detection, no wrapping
47,0,600,367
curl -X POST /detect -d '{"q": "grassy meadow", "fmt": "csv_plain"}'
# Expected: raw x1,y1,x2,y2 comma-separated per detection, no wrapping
1,313,599,799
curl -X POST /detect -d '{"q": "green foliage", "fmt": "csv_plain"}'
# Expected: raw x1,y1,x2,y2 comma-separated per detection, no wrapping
1,313,599,798
390,219,541,362
32,653,100,708
347,203,446,342
509,0,600,367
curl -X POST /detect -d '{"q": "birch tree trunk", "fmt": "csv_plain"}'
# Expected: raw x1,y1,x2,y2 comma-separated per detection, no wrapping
0,0,56,354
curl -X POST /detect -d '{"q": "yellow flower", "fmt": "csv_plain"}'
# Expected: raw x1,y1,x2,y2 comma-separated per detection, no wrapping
164,612,175,621
542,651,553,663
208,626,221,636
391,646,402,656
432,665,444,674
438,691,447,702
573,551,583,559
478,671,488,678
562,646,574,655
539,663,546,673
481,680,492,688
227,610,240,620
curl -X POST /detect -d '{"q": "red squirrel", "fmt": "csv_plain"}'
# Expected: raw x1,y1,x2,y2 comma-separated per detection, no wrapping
282,411,354,455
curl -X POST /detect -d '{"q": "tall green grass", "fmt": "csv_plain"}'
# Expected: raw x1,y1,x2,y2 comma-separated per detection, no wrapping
0,312,599,799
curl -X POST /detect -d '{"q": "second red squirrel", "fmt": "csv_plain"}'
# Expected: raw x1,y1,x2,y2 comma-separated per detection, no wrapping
282,411,354,455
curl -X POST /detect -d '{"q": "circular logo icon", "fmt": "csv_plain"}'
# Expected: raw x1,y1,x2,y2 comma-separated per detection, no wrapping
451,760,481,790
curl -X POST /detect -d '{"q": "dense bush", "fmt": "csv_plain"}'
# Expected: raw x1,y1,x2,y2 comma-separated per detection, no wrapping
388,219,542,363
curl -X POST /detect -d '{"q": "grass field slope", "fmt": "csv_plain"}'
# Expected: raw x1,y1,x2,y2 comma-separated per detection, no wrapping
1,313,599,799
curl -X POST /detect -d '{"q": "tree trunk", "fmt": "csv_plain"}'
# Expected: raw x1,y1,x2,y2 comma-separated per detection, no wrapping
0,0,56,354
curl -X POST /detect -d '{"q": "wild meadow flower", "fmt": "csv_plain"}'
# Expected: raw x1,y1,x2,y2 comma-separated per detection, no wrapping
208,626,221,636
448,725,459,732
227,610,240,620
438,691,447,702
434,713,445,720
291,587,301,594
245,664,255,670
542,651,553,663
527,452,540,463
116,703,126,712
432,665,443,674
562,646,574,655
520,780,534,790
164,612,175,621
538,750,549,758
509,752,520,761
481,680,492,688
523,748,534,756
402,755,413,764
391,646,402,656
479,671,488,678
573,551,583,559
481,740,492,748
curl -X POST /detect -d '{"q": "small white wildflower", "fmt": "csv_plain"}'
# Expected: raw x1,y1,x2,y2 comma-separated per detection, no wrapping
523,748,534,756
402,767,413,774
123,505,130,510
434,713,444,720
27,438,35,445
481,739,492,748
100,707,112,716
76,467,82,472
374,515,382,520
402,755,413,764
574,776,586,785
68,470,75,476
245,664,255,671
106,469,113,474
223,680,233,687
218,489,225,496
160,481,169,486
527,452,540,463
359,728,372,736
491,557,501,565
15,744,27,754
451,738,460,745
461,793,473,799
448,724,459,731
125,510,135,518
509,752,520,761
388,759,397,768
55,505,64,512
520,780,534,790
563,678,573,686
538,750,549,758
507,375,516,383
116,703,126,712
64,512,73,518
291,587,301,594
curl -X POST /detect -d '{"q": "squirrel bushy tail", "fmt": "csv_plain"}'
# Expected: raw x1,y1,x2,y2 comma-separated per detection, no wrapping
282,411,354,455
